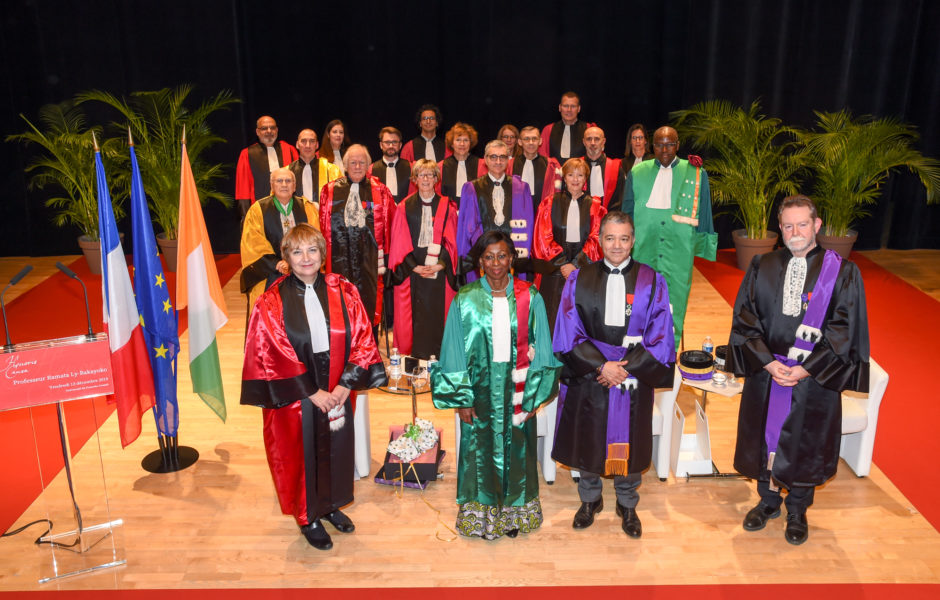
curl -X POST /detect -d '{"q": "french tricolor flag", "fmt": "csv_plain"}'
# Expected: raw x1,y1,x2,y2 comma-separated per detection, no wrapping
95,141,155,447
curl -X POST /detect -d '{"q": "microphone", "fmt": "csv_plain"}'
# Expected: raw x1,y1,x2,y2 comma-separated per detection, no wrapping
56,262,95,339
2,264,33,350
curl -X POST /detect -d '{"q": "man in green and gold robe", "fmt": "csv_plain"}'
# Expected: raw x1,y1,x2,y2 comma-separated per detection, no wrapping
621,126,717,348
431,232,560,540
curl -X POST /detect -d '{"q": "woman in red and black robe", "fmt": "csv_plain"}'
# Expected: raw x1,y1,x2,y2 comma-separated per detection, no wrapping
241,223,386,550
389,159,458,360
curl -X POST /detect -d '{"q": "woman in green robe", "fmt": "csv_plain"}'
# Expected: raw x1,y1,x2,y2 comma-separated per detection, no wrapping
431,230,561,540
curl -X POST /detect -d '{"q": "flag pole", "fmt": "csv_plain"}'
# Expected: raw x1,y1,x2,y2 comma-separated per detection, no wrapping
136,123,198,473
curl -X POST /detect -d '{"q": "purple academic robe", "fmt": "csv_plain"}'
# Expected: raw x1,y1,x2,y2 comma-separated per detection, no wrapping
551,259,675,475
456,174,534,282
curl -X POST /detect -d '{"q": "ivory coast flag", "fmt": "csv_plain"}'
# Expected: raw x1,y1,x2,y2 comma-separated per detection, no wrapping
176,139,228,421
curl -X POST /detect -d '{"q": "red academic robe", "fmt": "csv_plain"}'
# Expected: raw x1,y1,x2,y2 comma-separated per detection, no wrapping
585,155,624,210
509,155,561,209
240,273,387,526
236,141,299,203
388,194,458,358
319,176,396,327
401,135,451,163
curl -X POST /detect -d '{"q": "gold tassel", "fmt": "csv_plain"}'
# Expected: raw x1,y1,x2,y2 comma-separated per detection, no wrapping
604,443,631,476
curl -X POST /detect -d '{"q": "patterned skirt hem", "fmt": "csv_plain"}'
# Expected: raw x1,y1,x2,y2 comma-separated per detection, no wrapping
455,497,543,540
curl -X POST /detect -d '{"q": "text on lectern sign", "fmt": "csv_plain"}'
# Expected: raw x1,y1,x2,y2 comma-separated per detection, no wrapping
0,335,115,411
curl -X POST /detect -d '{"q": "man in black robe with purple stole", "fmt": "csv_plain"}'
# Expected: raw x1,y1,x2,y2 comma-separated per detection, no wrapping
552,211,675,539
730,195,870,545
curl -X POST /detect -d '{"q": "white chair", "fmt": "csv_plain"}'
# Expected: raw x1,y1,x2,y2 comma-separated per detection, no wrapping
651,369,682,480
353,393,371,479
839,357,888,477
452,396,558,484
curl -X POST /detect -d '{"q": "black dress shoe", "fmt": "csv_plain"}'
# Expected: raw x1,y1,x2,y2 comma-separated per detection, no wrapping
785,512,809,545
742,502,781,531
323,510,355,533
572,498,603,529
615,502,642,538
300,520,333,550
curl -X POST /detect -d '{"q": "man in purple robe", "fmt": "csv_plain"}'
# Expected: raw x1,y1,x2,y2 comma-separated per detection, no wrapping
730,195,870,545
456,140,535,282
552,211,675,539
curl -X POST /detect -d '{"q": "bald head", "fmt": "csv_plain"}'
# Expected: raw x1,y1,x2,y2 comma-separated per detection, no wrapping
652,126,679,166
583,126,606,160
256,115,278,147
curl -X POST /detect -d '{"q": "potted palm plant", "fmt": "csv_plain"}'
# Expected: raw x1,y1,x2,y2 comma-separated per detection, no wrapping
800,109,940,257
7,101,122,274
672,99,806,269
77,85,237,270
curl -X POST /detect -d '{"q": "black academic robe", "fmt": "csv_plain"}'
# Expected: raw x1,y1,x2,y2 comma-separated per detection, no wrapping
551,260,675,475
439,155,486,204
402,135,447,163
541,120,589,161
319,177,395,327
620,152,654,179
729,246,870,488
585,154,626,212
370,158,413,203
511,154,549,214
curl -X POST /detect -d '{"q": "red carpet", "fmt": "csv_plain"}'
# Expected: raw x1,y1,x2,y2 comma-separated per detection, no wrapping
695,249,940,531
5,584,939,599
0,254,241,535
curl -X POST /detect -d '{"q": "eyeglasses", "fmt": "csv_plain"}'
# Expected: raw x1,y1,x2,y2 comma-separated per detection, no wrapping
653,142,677,149
415,172,436,179
380,139,401,145
486,154,509,161
631,135,645,141
560,104,579,110
420,116,437,122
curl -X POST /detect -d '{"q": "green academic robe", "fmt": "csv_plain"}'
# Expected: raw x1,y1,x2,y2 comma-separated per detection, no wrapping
431,277,561,512
622,158,717,347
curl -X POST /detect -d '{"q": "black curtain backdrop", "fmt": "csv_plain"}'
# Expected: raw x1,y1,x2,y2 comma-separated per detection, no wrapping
2,0,938,256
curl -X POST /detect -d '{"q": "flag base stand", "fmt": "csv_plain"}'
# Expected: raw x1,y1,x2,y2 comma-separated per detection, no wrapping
141,435,199,473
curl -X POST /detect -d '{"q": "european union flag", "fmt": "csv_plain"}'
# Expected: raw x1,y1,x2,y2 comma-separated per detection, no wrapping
129,140,180,436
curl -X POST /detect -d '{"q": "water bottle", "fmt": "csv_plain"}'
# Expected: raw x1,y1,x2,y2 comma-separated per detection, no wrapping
389,347,402,387
702,336,714,355
427,355,438,371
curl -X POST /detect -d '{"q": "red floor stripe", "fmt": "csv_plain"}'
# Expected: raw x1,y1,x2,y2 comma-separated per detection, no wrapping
695,249,940,531
7,584,940,599
0,254,241,535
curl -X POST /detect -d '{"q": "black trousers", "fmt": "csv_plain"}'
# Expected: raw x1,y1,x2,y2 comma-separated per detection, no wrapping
757,471,815,514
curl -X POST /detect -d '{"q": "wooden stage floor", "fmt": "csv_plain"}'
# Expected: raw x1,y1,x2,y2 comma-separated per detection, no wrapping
1,250,938,590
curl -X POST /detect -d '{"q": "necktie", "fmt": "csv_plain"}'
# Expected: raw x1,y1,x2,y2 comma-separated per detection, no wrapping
565,197,580,243
417,198,434,248
782,256,807,316
492,180,505,226
385,162,398,197
304,283,330,353
605,267,626,326
590,163,604,198
455,160,468,198
266,145,280,172
344,183,366,228
521,159,535,195
560,125,571,159
302,163,313,200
